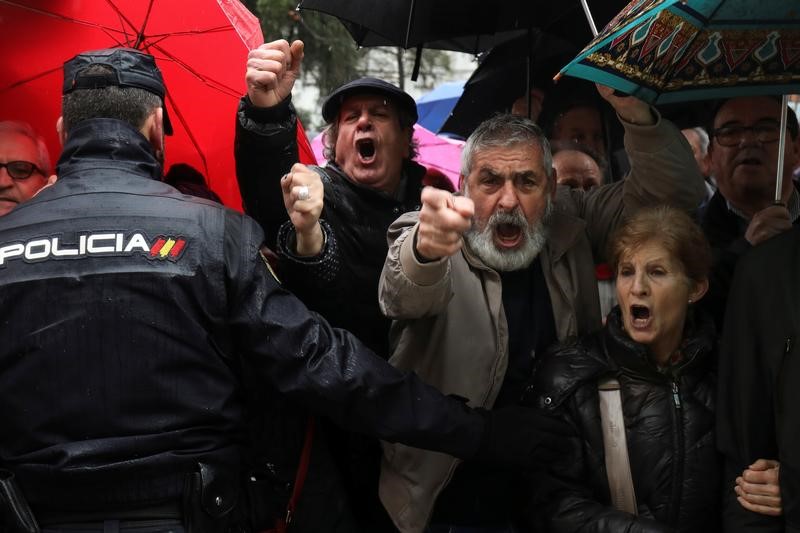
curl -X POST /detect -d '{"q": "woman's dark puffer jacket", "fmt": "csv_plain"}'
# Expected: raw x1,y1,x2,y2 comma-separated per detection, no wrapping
522,307,720,533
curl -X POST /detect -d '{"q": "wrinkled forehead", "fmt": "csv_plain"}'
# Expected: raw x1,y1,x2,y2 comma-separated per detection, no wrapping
0,130,38,160
469,143,547,176
714,96,782,127
554,149,597,170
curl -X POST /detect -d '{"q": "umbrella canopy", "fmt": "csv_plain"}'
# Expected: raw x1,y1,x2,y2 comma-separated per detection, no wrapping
437,1,630,137
311,124,464,189
0,0,314,210
297,0,619,53
558,0,800,200
416,80,465,133
558,0,800,104
440,32,582,137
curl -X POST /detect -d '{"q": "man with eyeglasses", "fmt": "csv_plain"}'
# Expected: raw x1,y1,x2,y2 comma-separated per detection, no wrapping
0,121,52,216
701,96,798,530
700,97,800,327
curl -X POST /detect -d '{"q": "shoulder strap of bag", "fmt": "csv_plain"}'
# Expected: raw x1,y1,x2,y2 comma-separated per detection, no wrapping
597,376,638,515
263,416,315,533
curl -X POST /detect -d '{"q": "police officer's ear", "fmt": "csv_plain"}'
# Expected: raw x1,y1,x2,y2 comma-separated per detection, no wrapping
142,107,165,155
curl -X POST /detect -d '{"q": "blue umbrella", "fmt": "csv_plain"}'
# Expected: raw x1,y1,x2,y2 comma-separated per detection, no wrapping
416,80,465,133
558,0,800,200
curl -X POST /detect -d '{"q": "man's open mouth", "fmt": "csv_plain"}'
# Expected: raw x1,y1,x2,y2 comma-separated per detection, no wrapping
494,222,523,248
356,139,376,162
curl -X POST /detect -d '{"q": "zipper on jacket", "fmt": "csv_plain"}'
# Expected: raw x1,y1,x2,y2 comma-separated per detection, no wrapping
668,379,685,527
776,337,793,417
670,381,681,408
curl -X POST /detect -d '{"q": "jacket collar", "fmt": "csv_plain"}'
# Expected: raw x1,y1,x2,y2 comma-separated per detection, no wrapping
324,159,425,205
529,306,716,410
604,306,716,381
543,207,585,263
56,119,163,182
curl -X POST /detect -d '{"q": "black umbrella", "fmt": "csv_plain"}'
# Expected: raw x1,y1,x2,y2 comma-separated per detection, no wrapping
297,0,608,79
439,31,580,137
439,0,631,137
297,0,565,49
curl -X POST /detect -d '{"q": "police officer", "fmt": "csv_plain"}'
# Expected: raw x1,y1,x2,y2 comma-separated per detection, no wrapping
0,49,568,533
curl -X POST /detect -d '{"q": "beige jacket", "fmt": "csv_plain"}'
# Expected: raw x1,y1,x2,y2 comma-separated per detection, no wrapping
377,113,705,533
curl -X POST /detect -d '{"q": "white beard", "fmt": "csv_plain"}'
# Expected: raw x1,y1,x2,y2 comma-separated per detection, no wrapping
464,200,552,272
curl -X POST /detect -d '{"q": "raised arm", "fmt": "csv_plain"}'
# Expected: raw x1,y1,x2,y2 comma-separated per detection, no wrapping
235,39,305,247
561,84,705,262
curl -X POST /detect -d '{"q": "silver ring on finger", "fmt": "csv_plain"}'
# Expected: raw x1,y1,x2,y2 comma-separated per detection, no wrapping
297,185,310,201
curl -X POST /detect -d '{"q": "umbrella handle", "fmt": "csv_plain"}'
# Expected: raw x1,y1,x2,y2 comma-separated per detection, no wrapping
775,94,790,204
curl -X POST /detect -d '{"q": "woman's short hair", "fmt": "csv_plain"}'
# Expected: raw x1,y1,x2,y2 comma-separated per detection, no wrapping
609,206,711,284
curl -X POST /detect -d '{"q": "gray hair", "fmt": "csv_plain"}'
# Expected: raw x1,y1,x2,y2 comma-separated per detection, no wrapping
460,114,553,180
0,120,52,176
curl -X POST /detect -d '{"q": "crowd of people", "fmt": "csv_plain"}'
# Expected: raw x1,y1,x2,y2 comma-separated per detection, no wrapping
0,36,798,533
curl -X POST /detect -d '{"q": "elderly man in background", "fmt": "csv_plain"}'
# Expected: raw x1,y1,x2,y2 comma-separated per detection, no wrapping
0,121,52,216
699,97,800,328
550,140,604,191
378,85,704,532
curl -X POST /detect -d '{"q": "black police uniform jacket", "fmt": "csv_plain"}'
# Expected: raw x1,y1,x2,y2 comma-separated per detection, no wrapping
0,119,483,517
523,308,719,533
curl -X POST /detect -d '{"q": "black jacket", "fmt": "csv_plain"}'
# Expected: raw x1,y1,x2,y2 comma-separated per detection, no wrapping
717,227,800,532
235,96,424,358
523,308,719,533
699,190,753,330
0,119,483,519
700,188,800,330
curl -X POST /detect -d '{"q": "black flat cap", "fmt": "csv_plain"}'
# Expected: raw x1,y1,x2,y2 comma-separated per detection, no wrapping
321,77,418,124
63,47,173,135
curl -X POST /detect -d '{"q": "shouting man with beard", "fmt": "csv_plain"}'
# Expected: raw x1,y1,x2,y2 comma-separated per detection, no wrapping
378,97,705,532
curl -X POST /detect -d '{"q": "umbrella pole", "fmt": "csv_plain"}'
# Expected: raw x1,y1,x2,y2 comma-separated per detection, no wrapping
525,29,543,120
775,94,790,204
580,0,599,37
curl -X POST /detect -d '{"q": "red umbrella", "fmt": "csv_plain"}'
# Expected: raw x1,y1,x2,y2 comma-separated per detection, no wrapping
0,0,316,210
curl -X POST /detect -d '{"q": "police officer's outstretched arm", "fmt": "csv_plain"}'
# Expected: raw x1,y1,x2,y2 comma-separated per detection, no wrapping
227,214,569,465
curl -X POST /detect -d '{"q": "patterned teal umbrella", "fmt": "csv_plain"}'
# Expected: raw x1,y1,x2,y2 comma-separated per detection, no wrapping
558,0,800,200
558,0,800,103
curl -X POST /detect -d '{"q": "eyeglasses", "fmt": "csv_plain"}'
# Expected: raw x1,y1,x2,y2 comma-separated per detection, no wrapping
712,122,782,147
0,161,43,180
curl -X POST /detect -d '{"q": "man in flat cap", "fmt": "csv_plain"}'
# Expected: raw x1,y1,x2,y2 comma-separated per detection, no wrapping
0,47,565,533
235,39,428,531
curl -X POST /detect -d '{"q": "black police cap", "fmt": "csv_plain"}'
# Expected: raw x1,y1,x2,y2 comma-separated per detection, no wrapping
63,47,173,135
321,77,418,124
